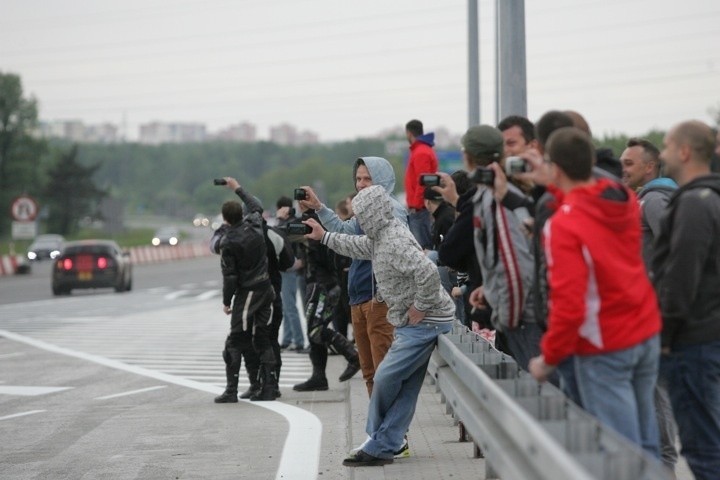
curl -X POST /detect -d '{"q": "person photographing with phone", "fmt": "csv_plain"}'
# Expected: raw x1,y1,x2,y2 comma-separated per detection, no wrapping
210,177,279,402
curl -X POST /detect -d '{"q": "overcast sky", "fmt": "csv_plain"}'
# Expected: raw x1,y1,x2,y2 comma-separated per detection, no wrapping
2,0,718,142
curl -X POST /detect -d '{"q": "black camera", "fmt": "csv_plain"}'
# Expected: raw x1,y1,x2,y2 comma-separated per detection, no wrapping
505,156,529,176
213,178,227,185
419,174,441,187
293,188,307,201
286,222,312,235
468,167,495,186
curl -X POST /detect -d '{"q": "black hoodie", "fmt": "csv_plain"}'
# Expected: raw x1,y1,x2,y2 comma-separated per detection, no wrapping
652,173,720,349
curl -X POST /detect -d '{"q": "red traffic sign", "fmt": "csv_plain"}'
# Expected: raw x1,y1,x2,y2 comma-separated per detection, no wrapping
10,195,39,222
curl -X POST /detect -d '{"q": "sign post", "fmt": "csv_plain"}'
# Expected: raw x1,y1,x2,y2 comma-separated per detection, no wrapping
10,195,39,240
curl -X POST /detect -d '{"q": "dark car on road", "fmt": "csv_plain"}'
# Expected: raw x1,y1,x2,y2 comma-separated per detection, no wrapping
27,234,65,261
52,240,133,295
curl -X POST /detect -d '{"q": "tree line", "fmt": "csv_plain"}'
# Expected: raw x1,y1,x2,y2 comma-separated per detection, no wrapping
5,70,713,239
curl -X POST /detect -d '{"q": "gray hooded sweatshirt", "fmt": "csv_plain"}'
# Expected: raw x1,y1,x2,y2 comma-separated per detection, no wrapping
320,185,455,327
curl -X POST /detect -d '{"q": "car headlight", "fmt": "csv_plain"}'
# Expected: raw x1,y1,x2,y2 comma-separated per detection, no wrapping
152,238,160,246
27,251,37,260
50,250,60,259
169,237,178,246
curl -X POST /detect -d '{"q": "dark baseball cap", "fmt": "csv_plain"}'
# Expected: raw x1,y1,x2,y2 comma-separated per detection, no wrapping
461,125,504,159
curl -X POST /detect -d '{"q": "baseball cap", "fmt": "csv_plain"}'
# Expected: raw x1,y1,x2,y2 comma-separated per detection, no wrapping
461,125,504,160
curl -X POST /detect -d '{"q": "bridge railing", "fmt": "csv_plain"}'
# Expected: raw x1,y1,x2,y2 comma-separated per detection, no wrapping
427,323,670,480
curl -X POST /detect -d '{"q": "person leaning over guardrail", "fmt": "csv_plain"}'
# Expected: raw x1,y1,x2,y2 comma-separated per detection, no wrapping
527,127,662,458
302,184,456,467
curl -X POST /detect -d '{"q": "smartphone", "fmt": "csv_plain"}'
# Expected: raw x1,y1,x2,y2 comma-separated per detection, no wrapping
293,188,307,200
213,178,227,185
419,174,441,187
286,222,312,235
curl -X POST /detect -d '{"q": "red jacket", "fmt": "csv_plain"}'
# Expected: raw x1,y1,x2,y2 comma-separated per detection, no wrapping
541,179,661,366
405,135,438,210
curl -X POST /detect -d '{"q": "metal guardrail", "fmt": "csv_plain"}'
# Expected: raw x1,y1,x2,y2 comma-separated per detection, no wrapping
427,323,671,480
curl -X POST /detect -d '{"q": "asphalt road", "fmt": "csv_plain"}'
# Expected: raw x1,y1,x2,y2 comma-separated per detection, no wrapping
0,257,351,480
0,254,220,305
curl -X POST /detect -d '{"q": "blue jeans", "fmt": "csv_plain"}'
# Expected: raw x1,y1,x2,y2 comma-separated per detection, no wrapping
574,335,660,457
280,271,304,347
661,340,720,480
363,322,453,459
408,209,433,250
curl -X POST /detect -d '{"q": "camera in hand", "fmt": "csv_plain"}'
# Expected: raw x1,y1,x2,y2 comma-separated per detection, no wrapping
293,188,307,200
419,174,441,187
468,167,495,186
505,156,529,176
286,221,312,235
213,178,227,185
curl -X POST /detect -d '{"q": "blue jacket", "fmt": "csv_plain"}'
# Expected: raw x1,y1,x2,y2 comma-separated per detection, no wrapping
316,156,408,305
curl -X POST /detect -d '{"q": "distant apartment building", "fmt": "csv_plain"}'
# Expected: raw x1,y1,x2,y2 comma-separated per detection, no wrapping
213,122,257,142
38,120,118,143
269,123,319,146
139,122,206,145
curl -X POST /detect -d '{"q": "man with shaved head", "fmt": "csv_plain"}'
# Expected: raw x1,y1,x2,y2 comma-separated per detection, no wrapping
653,120,720,480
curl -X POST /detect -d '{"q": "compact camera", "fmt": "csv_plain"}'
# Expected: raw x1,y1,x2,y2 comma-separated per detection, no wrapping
213,178,227,185
468,167,496,186
419,174,441,187
293,188,307,201
286,222,312,235
505,156,529,176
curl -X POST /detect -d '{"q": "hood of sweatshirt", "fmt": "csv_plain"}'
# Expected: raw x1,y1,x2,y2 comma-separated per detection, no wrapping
351,185,395,239
353,156,397,195
410,132,435,148
563,178,638,233
638,177,677,200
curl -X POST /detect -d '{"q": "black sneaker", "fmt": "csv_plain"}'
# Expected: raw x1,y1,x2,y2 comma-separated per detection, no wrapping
342,450,393,467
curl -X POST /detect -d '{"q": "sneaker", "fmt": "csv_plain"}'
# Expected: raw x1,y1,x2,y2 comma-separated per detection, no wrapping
393,437,410,459
342,450,393,467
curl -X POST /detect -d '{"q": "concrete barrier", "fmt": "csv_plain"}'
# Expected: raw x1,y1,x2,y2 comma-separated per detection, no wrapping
0,254,24,276
0,242,213,276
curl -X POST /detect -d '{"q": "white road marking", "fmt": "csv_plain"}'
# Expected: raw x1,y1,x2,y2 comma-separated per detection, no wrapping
0,410,46,421
195,290,219,301
0,386,72,396
0,352,25,359
164,290,189,300
95,385,167,400
0,329,321,480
